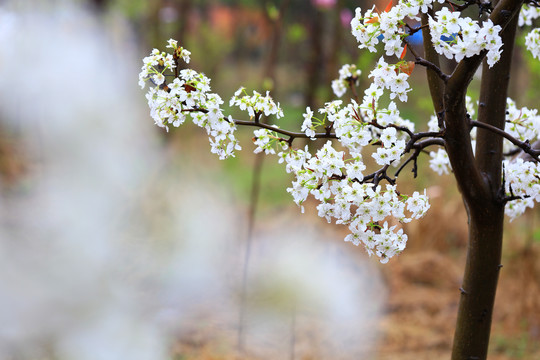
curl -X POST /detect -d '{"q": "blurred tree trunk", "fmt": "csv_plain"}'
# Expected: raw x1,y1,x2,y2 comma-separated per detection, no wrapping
326,0,344,95
238,0,291,355
262,0,291,92
146,0,164,48
88,0,107,13
305,4,324,110
176,0,193,47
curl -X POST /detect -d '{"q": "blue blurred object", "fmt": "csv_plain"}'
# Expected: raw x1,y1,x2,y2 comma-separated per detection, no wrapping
407,30,423,45
376,30,423,45
441,33,457,43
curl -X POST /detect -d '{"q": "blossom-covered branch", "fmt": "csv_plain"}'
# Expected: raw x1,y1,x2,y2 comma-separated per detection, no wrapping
139,0,540,263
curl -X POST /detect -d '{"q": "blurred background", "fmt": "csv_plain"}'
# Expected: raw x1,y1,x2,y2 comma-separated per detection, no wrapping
0,0,540,359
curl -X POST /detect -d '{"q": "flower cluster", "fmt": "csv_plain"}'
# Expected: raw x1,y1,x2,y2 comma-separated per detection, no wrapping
429,149,450,175
230,87,284,119
300,107,318,139
429,8,502,67
277,145,311,174
252,128,283,155
332,64,362,98
140,40,240,159
525,28,540,60
502,99,540,219
246,92,427,262
139,49,173,88
373,127,407,166
350,6,384,53
246,84,423,263
282,141,429,263
519,4,540,27
350,1,444,56
504,99,540,148
327,99,374,153
504,158,540,220
369,58,412,101
313,97,414,162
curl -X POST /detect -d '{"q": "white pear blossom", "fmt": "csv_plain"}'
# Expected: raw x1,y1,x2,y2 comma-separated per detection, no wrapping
525,28,540,60
503,158,540,220
301,107,317,139
428,9,502,68
279,139,429,263
369,58,412,102
230,88,283,119
429,148,451,175
519,5,540,27
253,128,280,155
140,40,239,158
332,64,362,98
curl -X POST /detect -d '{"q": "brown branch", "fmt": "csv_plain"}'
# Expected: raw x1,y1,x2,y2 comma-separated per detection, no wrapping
405,23,429,35
368,115,444,146
443,0,525,206
362,164,394,187
395,148,424,179
415,57,450,83
471,120,540,161
368,119,415,139
179,106,337,143
475,7,520,196
234,118,337,141
395,138,446,178
347,77,361,104
421,11,445,115
403,37,449,83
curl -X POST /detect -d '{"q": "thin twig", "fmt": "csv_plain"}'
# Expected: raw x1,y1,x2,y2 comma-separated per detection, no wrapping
181,106,338,142
362,165,394,186
234,118,338,141
347,77,360,104
369,119,415,139
415,58,450,83
405,23,429,35
403,37,449,83
394,138,446,178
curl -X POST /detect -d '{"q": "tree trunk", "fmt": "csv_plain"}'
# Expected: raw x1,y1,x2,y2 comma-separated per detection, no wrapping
305,5,324,110
449,4,520,359
451,204,504,360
